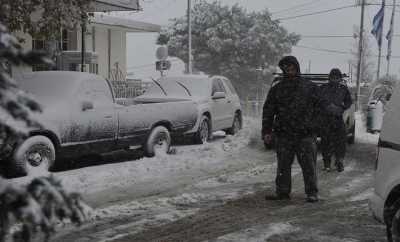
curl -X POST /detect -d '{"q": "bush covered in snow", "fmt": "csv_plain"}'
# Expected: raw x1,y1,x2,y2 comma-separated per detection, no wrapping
0,23,90,242
0,176,91,242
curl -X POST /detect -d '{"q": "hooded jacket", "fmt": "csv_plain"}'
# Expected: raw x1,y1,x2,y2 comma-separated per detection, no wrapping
262,56,320,138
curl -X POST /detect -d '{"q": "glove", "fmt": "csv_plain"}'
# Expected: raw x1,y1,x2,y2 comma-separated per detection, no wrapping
263,133,273,144
326,103,344,116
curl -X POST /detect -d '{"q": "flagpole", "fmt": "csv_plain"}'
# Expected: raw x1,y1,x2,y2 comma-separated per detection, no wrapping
387,0,396,75
376,0,386,81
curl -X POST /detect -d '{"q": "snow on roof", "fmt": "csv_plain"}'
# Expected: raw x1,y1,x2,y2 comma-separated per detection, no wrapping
91,13,161,32
94,0,140,11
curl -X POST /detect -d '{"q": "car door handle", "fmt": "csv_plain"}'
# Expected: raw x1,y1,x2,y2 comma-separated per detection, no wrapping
227,100,231,103
104,115,113,119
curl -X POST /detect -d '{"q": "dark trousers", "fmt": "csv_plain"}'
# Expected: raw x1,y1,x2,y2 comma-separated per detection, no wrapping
275,136,318,196
320,117,347,168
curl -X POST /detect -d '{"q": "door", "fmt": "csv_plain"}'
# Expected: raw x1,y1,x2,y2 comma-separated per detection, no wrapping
210,78,231,130
68,77,117,153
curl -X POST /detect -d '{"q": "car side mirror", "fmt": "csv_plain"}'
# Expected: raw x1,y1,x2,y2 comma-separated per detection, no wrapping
212,92,226,99
81,101,94,111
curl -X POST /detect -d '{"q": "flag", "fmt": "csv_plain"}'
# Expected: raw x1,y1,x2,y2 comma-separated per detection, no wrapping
386,0,396,61
371,0,385,47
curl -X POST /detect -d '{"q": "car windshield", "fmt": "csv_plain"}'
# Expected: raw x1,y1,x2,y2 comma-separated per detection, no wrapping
168,78,211,97
143,78,190,97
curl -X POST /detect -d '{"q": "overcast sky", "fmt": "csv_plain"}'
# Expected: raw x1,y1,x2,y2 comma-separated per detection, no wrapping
122,0,400,79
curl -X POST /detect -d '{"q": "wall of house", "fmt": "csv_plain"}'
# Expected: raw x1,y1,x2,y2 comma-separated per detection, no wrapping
76,25,127,80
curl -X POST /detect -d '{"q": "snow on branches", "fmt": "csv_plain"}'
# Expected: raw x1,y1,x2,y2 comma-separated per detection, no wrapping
0,176,91,242
0,0,93,38
158,1,300,98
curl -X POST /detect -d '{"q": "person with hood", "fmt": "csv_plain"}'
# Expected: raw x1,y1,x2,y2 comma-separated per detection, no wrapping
262,56,320,203
319,68,352,172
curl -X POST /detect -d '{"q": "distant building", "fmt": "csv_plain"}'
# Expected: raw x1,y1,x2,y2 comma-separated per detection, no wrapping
12,0,161,81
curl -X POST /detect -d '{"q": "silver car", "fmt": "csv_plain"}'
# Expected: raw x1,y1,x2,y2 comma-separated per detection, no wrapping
135,75,243,143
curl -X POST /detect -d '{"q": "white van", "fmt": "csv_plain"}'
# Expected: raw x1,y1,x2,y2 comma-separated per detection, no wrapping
370,83,400,241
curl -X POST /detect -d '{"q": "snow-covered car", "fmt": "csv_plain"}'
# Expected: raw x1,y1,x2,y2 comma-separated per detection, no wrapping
135,75,242,143
366,84,393,133
370,82,400,240
264,74,356,149
5,71,198,177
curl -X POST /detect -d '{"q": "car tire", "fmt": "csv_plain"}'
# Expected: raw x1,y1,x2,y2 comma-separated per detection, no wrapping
144,126,171,157
194,116,211,144
391,207,400,242
9,135,56,177
347,122,356,145
226,113,242,135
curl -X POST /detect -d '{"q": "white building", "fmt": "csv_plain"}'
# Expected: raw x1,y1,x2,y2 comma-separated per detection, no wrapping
12,0,161,81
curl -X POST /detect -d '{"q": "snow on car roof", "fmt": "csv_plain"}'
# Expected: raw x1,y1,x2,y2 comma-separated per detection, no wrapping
17,71,103,100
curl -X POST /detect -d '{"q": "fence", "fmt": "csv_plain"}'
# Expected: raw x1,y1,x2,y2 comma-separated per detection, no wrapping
241,99,264,117
111,81,145,98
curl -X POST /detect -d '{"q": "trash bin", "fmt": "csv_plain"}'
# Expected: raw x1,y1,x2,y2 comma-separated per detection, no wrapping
367,99,384,133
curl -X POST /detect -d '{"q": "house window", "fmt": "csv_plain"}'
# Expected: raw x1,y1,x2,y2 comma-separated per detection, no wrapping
32,39,46,50
61,29,69,51
32,39,50,71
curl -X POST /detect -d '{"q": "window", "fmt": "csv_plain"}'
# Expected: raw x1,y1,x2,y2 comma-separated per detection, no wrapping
212,79,226,95
61,29,69,51
222,78,237,95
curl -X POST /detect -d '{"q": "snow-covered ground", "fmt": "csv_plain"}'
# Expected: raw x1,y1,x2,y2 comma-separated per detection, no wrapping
8,113,383,242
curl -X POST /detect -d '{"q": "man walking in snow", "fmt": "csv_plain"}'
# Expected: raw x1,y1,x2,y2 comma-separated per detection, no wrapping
262,56,320,203
319,68,352,172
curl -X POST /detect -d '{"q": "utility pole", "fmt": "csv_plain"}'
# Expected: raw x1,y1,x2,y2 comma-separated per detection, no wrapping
81,14,86,72
356,0,366,112
187,0,192,74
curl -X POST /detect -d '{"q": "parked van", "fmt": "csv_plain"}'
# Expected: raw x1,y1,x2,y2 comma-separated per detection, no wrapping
370,83,400,241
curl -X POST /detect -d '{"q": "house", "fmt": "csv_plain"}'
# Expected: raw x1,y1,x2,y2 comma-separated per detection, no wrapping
12,0,161,81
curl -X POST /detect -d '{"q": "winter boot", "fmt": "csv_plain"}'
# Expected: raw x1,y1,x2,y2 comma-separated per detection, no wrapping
335,160,344,172
306,194,319,203
323,159,331,172
265,193,291,201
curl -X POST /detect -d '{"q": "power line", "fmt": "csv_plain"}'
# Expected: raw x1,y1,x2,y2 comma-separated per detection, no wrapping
271,0,323,15
274,4,357,21
294,44,400,59
300,34,400,38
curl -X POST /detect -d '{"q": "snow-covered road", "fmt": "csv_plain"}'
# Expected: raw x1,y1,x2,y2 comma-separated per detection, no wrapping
9,115,386,242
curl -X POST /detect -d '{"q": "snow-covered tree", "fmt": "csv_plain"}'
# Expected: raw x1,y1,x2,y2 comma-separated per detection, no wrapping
0,23,91,242
158,1,300,98
351,25,375,84
0,0,93,39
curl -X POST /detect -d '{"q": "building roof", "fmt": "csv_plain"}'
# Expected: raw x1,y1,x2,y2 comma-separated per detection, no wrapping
94,0,141,11
91,13,161,32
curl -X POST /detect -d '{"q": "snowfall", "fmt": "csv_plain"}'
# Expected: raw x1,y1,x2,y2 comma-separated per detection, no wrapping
7,112,383,242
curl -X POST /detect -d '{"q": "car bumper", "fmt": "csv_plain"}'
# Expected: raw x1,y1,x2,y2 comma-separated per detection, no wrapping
369,192,385,223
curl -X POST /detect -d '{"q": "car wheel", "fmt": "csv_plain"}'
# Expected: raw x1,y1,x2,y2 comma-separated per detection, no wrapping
144,126,171,157
391,207,400,242
347,122,355,144
9,135,55,177
226,113,242,135
194,116,210,144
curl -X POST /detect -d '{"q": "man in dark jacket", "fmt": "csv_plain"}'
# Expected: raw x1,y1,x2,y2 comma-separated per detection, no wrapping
262,56,320,203
319,68,353,172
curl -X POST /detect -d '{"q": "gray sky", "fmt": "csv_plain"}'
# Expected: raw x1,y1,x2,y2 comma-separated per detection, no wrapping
123,0,400,79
